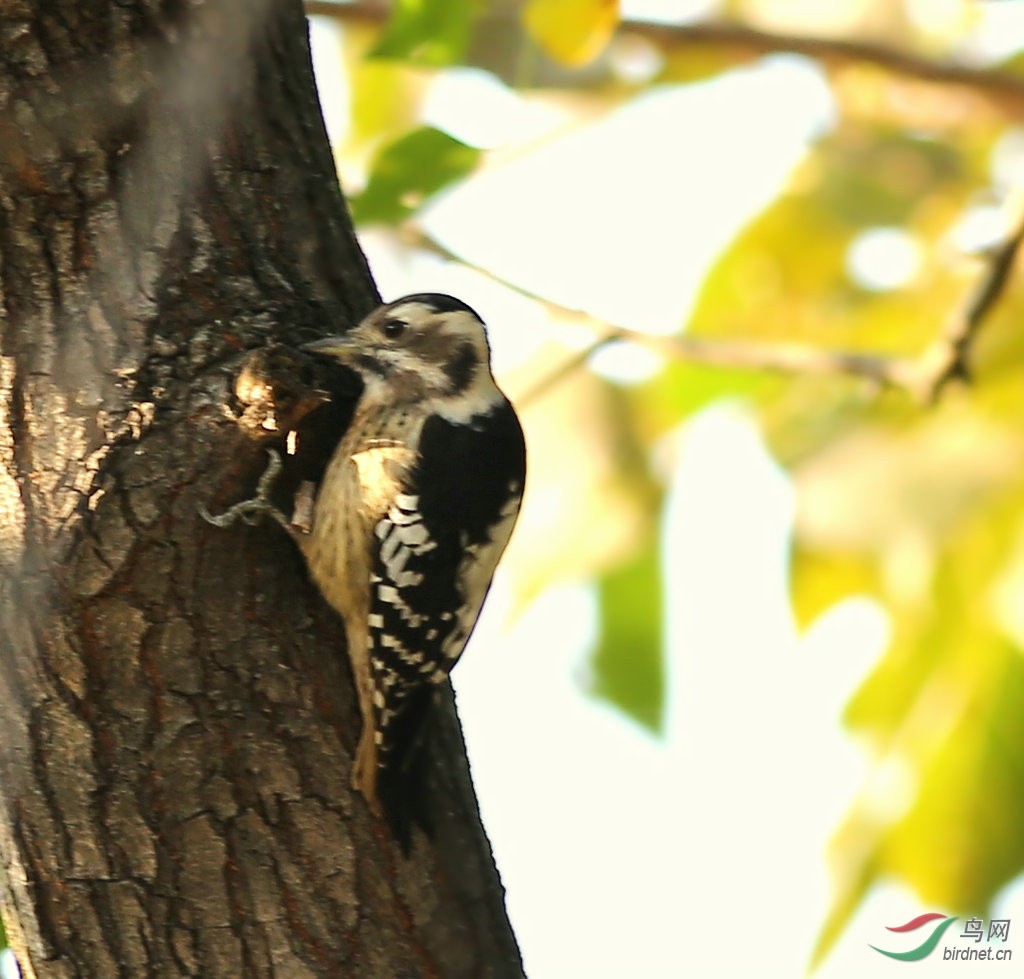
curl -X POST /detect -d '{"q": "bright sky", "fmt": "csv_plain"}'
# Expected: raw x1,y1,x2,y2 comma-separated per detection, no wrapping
308,17,1024,978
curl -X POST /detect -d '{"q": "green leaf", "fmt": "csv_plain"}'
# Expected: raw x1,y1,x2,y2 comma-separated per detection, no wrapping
0,911,6,949
812,474,1024,968
371,0,477,67
590,546,664,733
350,127,481,226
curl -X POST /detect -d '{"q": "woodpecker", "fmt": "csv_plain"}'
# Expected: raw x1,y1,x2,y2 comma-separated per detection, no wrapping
204,294,525,831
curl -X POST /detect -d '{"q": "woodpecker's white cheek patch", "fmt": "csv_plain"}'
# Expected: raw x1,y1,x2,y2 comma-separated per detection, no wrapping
378,349,450,400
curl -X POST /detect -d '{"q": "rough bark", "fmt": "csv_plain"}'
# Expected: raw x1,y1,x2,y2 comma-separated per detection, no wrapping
0,1,524,975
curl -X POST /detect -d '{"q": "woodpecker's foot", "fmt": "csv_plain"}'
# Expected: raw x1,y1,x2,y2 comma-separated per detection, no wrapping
199,449,293,533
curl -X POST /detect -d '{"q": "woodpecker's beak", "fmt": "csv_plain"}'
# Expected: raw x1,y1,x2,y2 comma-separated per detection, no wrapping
303,334,359,362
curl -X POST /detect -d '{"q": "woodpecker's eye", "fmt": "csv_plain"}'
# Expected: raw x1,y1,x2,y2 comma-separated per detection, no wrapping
381,318,406,339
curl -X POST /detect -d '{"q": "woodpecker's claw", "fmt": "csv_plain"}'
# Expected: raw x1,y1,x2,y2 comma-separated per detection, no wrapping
199,449,292,533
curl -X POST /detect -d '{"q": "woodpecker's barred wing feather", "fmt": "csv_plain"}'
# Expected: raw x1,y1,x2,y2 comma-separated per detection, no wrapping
368,401,525,778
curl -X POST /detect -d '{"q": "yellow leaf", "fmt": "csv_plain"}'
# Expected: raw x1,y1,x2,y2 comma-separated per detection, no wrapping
523,0,619,67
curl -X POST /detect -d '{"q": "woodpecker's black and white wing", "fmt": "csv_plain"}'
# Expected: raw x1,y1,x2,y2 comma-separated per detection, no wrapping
367,400,525,775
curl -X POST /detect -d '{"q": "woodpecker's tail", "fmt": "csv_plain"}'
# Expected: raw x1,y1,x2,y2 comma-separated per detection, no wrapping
376,686,437,852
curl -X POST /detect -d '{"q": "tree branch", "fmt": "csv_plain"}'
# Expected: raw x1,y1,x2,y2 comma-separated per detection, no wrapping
305,2,1024,109
400,212,1023,405
629,21,1024,109
516,327,914,406
919,201,1024,399
397,227,912,398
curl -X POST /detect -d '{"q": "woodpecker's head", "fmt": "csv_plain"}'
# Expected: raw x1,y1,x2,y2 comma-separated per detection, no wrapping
304,294,502,418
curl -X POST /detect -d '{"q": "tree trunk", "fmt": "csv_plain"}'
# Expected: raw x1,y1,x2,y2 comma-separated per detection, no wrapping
0,1,524,975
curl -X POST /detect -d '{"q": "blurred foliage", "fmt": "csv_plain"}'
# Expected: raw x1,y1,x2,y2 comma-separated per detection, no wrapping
349,126,480,224
593,544,664,732
311,0,1024,968
523,0,620,67
505,366,661,611
370,0,477,66
797,404,1024,964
